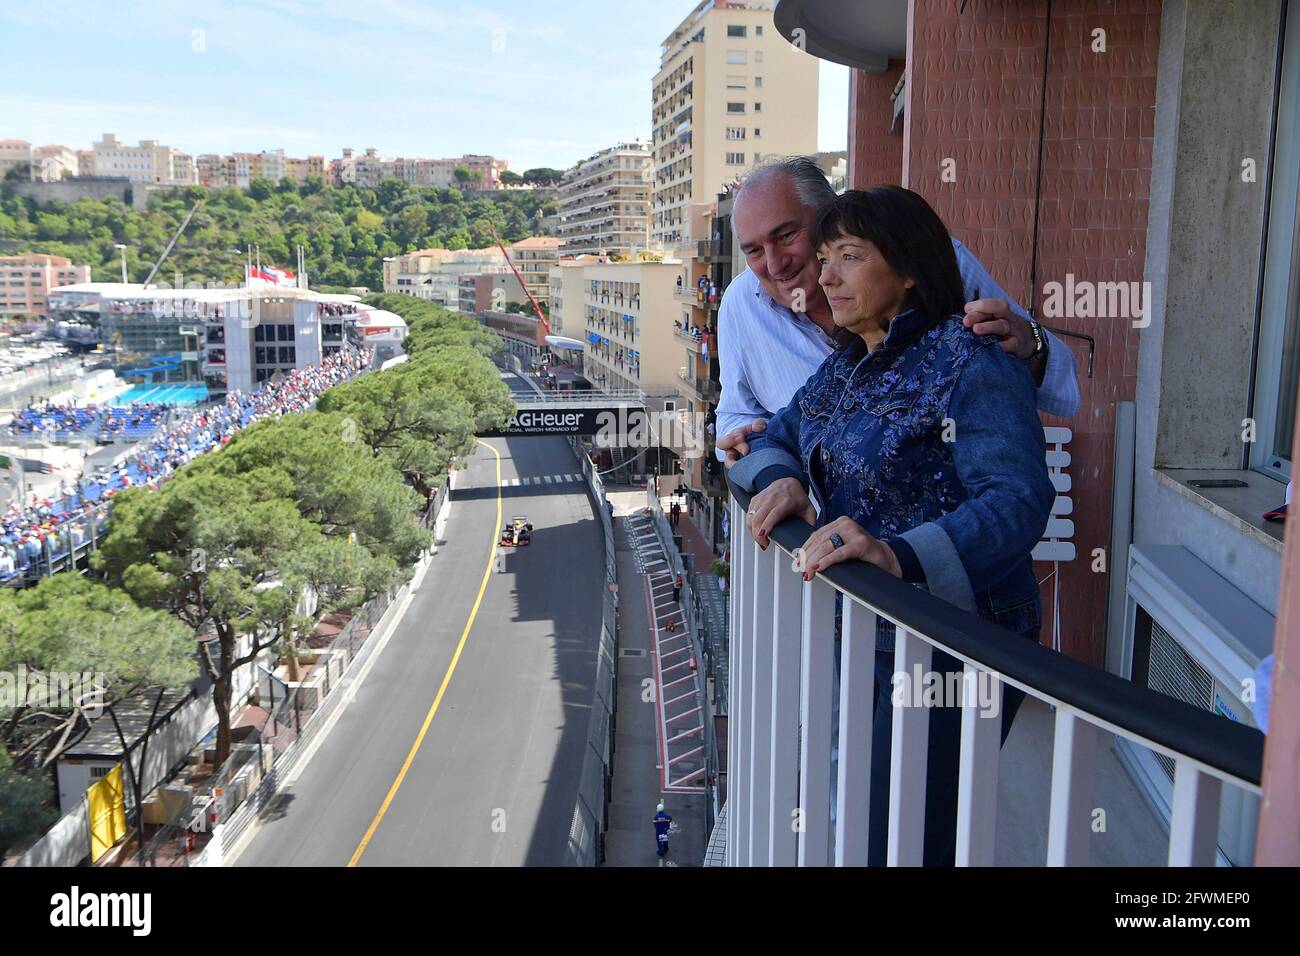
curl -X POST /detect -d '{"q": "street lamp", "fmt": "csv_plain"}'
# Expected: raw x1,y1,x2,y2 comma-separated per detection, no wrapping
115,244,128,284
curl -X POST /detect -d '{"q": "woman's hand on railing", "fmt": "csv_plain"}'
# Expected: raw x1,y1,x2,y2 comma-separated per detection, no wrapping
793,516,902,582
745,477,815,551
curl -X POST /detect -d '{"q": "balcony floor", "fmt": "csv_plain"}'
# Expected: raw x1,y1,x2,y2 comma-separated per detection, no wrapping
996,697,1167,865
706,696,1171,866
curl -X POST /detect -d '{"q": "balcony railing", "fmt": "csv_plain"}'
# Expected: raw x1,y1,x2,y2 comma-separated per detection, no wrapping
721,481,1265,866
677,367,720,403
673,327,704,352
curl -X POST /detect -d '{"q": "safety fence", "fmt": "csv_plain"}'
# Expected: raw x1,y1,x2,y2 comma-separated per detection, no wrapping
563,439,619,865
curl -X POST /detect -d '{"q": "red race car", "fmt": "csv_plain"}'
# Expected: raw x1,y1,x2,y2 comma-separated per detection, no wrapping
500,516,533,547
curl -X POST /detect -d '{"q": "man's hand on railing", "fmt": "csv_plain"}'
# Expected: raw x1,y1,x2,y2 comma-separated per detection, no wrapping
745,477,815,550
717,417,768,468
793,516,902,581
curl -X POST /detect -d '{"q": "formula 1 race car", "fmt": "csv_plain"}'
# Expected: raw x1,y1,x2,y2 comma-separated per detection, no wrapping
500,516,533,547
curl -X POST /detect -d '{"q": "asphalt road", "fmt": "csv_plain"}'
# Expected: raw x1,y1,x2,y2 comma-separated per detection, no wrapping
234,374,604,866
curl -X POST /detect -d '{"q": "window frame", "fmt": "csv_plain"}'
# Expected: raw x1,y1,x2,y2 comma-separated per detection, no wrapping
1250,3,1300,479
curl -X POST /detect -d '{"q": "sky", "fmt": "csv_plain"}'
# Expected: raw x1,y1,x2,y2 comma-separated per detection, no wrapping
2,0,848,173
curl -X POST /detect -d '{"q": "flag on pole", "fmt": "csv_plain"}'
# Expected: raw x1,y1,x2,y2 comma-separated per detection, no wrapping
246,264,297,287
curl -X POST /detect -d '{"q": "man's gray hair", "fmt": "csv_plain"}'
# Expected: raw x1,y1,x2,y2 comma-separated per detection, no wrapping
735,155,836,214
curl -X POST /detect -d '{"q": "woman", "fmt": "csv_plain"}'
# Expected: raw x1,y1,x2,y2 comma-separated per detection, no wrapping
730,186,1055,866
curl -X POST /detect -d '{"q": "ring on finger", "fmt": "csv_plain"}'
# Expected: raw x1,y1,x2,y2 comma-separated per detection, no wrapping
829,532,845,550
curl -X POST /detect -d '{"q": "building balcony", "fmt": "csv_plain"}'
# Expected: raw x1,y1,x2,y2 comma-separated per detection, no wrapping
697,238,724,262
714,482,1265,866
678,367,719,403
673,326,706,354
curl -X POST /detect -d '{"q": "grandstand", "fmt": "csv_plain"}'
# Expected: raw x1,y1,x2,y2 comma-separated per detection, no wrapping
0,346,371,588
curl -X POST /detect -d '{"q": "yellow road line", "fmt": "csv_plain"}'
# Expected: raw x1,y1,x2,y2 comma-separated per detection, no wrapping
347,440,502,867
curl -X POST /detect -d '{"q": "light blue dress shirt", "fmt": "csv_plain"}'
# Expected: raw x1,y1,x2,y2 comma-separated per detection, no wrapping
716,238,1080,455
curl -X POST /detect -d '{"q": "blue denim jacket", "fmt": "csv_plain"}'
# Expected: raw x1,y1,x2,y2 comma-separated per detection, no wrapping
730,309,1055,642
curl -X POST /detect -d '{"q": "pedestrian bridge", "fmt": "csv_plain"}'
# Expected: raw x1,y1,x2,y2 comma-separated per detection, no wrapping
479,390,653,439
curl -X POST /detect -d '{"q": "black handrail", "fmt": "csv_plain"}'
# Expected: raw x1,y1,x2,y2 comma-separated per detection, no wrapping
727,481,1265,788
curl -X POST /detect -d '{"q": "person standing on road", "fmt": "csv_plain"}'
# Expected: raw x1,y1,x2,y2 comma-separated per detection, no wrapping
653,802,672,857
672,572,682,604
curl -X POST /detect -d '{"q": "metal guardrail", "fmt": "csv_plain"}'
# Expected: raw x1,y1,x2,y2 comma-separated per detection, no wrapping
723,480,1265,867
561,439,619,866
644,483,723,834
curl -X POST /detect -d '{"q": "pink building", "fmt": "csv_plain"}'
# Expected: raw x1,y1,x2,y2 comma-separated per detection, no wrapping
0,255,91,318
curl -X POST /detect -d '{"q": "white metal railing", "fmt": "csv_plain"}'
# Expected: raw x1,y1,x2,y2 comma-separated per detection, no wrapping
723,488,1265,867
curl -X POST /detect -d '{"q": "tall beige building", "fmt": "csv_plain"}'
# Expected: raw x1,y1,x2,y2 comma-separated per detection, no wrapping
547,256,603,337
508,237,562,305
92,134,195,185
557,143,652,257
582,260,682,396
651,0,818,246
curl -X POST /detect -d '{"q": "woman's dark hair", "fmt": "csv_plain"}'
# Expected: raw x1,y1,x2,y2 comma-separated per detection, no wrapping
812,186,965,347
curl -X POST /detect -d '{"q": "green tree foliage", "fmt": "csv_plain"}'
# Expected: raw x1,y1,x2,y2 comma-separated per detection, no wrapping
0,180,556,290
0,747,54,858
363,293,503,358
183,411,429,568
0,575,197,771
521,168,565,185
91,466,398,769
318,295,513,482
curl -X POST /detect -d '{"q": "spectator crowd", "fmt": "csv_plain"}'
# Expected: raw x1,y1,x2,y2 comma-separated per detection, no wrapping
0,347,371,584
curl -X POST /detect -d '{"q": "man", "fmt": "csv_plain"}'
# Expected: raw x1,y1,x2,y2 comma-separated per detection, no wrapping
653,802,673,858
713,158,1080,866
715,157,1079,464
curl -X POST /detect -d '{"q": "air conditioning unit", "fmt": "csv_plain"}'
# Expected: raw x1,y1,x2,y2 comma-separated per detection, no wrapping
1116,544,1272,865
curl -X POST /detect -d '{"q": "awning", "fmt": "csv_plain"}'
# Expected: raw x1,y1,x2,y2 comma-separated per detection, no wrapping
546,335,586,351
773,0,907,73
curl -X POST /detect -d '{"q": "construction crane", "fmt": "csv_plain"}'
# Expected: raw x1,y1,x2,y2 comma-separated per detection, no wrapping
485,223,551,337
141,199,203,288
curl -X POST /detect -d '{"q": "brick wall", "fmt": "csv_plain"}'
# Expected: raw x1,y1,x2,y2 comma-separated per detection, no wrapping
858,0,1162,666
848,60,907,187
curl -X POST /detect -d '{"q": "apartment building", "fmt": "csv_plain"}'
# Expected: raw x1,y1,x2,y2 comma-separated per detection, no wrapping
508,237,562,305
650,0,818,247
283,155,326,185
547,257,601,338
557,143,652,257
33,145,79,181
196,154,230,188
383,247,509,310
457,271,527,316
334,148,508,191
0,255,91,318
91,134,195,185
582,260,681,396
0,139,35,180
460,154,509,190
